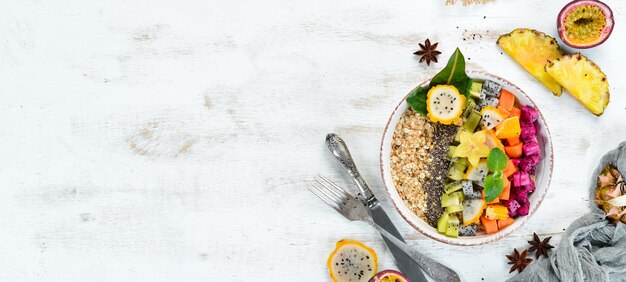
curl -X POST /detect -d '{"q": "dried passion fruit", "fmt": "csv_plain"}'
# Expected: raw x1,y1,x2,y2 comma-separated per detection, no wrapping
557,0,614,49
595,165,626,224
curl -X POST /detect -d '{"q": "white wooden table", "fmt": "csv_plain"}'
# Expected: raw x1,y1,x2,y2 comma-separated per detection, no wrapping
1,0,625,281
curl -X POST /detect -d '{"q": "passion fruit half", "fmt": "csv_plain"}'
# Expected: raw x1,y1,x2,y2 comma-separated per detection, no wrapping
557,0,614,49
369,270,409,282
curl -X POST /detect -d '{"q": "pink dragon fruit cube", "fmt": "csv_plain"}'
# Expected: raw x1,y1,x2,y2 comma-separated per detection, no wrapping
518,198,531,216
506,200,521,218
520,106,539,123
523,141,540,156
513,171,531,187
520,123,536,142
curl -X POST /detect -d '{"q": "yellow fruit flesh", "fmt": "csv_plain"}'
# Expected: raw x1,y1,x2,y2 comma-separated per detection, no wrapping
545,54,609,115
486,204,509,220
455,131,490,168
377,275,406,282
564,5,606,45
497,28,564,96
495,116,521,139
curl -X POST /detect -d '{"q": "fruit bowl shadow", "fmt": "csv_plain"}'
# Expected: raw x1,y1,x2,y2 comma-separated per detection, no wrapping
379,70,554,246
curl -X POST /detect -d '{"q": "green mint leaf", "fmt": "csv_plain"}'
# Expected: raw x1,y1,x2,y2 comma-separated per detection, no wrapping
406,86,429,115
484,173,504,202
429,48,471,97
487,148,507,172
492,170,503,180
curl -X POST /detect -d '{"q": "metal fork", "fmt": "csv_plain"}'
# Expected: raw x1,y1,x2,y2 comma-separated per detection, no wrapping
309,175,461,282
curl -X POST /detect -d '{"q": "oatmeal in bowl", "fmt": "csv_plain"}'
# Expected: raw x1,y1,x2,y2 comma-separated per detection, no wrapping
390,110,458,226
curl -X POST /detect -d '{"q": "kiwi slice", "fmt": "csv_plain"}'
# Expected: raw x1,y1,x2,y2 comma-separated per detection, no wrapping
444,181,463,194
446,204,463,214
437,212,450,234
469,81,484,100
447,146,457,159
441,193,460,208
463,98,477,118
450,191,465,203
453,161,467,173
453,129,464,144
452,157,468,168
447,166,465,181
463,110,481,132
445,214,460,238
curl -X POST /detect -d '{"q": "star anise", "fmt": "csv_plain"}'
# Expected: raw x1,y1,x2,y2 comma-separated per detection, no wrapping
506,248,533,273
528,233,554,259
413,39,441,66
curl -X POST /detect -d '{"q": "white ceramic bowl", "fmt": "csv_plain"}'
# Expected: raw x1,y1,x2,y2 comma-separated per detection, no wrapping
380,71,553,246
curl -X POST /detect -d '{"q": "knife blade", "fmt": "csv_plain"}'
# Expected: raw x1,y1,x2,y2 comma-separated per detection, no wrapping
370,201,428,282
326,133,428,282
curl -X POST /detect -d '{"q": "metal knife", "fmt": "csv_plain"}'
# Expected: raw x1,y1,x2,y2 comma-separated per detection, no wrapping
325,133,428,282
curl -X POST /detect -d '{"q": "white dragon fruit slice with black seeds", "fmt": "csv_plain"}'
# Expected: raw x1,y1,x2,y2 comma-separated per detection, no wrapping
482,80,502,97
478,97,499,108
459,223,477,236
426,85,466,125
480,106,505,130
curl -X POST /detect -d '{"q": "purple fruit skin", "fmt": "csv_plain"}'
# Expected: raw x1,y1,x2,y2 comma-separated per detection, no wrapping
518,199,530,216
523,141,540,156
520,106,538,123
506,200,521,218
370,270,408,282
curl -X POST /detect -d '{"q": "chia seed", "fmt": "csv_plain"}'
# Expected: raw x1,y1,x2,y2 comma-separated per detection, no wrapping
423,123,457,226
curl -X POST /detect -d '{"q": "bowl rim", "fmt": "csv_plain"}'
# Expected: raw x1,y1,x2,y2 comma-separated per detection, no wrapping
379,70,554,246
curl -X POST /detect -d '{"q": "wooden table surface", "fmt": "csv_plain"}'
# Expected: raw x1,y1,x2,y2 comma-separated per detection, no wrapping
1,0,625,281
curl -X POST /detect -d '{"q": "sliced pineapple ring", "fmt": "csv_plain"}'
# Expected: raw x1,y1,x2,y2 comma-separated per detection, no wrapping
545,53,609,116
497,28,564,96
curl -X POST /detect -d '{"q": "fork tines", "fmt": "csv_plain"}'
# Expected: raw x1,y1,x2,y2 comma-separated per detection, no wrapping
308,175,352,210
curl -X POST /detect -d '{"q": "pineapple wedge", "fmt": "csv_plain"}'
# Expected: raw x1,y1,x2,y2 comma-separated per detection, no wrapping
545,54,610,116
497,28,564,96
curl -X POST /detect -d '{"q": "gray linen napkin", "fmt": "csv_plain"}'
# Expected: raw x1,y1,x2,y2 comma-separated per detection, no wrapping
507,142,626,282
